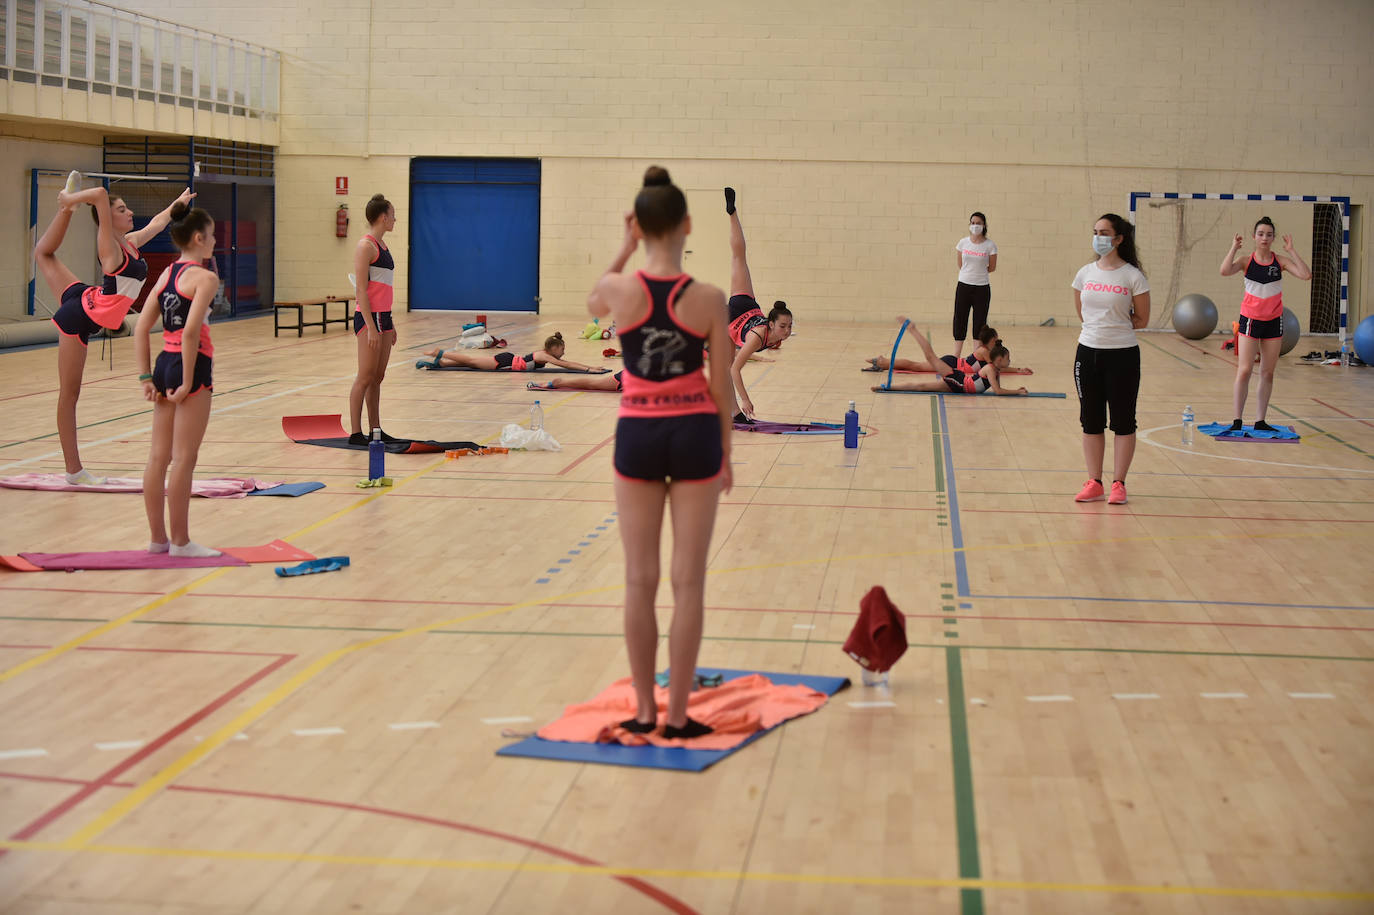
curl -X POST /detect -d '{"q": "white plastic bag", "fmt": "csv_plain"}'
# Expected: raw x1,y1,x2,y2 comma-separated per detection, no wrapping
500,423,561,451
457,333,495,349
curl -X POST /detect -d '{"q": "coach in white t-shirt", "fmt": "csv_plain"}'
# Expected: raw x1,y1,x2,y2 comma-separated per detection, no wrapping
952,211,997,359
1070,213,1151,506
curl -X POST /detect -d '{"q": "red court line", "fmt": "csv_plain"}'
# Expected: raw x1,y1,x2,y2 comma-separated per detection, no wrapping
5,651,294,845
1312,398,1374,429
900,612,1374,633
559,433,615,476
961,507,1374,524
1177,337,1238,367
0,771,696,913
0,644,291,657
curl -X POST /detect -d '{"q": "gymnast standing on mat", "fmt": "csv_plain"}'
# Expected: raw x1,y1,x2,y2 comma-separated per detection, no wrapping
419,332,604,372
1072,213,1149,506
348,194,398,445
952,211,997,360
874,321,1027,396
1219,216,1311,433
133,202,220,558
587,166,733,740
32,172,194,484
724,187,793,422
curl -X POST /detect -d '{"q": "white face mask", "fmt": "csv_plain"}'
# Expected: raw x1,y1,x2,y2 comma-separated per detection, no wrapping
969,224,985,236
1092,235,1115,256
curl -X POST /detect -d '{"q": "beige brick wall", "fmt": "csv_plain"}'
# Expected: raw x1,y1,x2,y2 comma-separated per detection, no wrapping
9,0,1372,331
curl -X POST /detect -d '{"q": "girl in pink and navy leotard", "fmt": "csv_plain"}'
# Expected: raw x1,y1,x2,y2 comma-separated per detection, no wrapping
873,321,1027,397
1220,216,1312,432
587,166,734,742
133,202,221,559
418,332,604,373
32,173,194,484
348,194,400,444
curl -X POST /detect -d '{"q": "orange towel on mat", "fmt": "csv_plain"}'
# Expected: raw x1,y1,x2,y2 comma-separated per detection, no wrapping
537,674,830,750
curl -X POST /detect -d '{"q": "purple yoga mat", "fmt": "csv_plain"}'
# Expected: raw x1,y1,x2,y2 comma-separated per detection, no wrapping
17,550,250,571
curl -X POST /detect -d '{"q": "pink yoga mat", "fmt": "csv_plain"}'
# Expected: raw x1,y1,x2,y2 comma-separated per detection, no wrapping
0,474,283,498
2,540,314,573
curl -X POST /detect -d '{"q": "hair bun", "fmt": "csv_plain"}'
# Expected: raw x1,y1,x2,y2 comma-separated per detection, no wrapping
169,201,191,222
552,331,564,340
642,166,671,188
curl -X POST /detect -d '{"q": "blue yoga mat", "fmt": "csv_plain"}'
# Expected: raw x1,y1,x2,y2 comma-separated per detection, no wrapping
496,668,851,772
875,388,1066,398
1198,422,1300,441
249,482,325,497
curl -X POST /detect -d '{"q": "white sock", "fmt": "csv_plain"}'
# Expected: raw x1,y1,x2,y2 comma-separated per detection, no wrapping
169,541,221,558
65,170,82,193
148,541,170,554
65,468,105,486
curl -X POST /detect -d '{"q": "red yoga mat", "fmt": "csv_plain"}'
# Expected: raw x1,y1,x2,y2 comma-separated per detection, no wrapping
1,540,314,572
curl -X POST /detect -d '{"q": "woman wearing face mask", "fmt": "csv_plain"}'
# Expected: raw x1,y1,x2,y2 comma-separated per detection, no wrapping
1220,216,1311,432
1072,214,1150,505
952,212,997,360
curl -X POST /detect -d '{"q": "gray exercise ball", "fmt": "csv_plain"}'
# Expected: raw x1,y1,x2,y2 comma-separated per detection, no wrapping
1280,306,1300,356
1172,293,1218,339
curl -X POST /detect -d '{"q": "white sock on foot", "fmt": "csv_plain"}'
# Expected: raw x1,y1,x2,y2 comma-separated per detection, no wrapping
65,170,82,193
65,468,105,486
148,541,170,554
169,541,221,558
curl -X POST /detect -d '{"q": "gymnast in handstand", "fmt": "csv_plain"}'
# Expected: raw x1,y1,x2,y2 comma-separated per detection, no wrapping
874,320,1028,395
419,332,605,372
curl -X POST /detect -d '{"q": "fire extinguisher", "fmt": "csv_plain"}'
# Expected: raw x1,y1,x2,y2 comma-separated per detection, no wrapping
335,204,349,238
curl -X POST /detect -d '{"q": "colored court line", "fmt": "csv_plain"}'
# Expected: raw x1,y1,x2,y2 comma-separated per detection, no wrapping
1270,404,1373,459
1141,336,1202,369
936,392,982,915
1312,397,1374,429
0,837,1366,903
971,593,1374,613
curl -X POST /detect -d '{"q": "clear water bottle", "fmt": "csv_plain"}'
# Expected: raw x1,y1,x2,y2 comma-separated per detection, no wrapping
844,400,859,449
530,400,544,431
368,428,385,479
1181,405,1194,446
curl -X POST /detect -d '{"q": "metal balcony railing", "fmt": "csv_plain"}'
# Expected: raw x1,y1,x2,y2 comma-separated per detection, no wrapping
1,0,279,120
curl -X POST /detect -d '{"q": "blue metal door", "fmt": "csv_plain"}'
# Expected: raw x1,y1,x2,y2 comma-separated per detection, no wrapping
408,158,540,311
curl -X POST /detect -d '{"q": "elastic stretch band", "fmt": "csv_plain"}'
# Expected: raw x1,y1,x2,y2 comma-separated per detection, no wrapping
886,319,909,391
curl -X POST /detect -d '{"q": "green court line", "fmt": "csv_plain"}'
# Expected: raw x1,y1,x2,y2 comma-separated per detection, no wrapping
1142,337,1203,370
1270,405,1373,460
945,646,982,914
930,398,944,493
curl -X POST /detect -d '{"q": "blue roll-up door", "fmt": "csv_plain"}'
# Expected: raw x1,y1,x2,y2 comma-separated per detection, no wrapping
408,158,540,312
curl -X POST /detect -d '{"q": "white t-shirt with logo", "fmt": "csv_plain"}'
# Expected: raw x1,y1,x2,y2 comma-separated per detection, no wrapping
956,238,997,285
1072,261,1149,349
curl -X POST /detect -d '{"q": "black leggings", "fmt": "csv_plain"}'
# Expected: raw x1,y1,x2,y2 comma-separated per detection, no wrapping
952,282,991,342
1074,344,1140,435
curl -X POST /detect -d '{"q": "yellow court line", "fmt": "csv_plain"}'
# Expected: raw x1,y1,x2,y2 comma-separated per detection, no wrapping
2,840,1369,902
0,457,446,685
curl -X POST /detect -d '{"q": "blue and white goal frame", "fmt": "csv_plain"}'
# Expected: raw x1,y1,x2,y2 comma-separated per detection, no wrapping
1129,191,1351,348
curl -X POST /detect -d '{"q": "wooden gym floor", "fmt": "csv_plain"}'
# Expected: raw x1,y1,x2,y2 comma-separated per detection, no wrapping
0,311,1371,914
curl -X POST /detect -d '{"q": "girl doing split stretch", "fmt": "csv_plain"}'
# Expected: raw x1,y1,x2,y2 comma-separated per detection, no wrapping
875,321,1027,396
527,371,624,393
724,187,793,422
348,194,398,445
1219,216,1311,431
420,332,603,372
1072,214,1149,505
33,172,194,483
867,325,1031,375
133,202,220,557
587,167,734,741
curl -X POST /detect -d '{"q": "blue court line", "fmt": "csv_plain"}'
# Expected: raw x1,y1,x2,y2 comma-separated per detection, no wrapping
971,592,1374,613
938,396,970,598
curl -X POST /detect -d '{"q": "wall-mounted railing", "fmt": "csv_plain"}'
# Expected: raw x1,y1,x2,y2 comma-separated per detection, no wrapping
1,0,279,120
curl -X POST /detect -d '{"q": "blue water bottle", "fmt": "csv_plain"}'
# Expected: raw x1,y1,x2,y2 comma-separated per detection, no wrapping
368,428,384,479
844,400,859,448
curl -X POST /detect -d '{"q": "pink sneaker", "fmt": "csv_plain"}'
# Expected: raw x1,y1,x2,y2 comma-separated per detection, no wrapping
1074,480,1104,502
1108,481,1128,504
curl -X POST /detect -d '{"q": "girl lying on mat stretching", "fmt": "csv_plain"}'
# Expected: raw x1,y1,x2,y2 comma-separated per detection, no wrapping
33,173,195,484
133,202,221,558
588,166,733,741
418,332,606,372
724,187,793,422
527,371,624,393
874,320,1027,396
866,325,1032,375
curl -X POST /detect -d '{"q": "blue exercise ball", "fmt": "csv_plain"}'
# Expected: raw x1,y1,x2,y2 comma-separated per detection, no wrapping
1172,294,1218,339
1354,314,1374,364
1280,307,1300,356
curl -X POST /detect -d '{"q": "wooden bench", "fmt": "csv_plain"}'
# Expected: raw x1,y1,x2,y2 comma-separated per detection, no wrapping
273,295,354,337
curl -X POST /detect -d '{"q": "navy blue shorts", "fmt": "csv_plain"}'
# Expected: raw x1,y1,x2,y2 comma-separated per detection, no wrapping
728,294,760,323
153,350,214,396
614,413,722,482
1238,314,1282,340
52,283,102,346
353,311,395,334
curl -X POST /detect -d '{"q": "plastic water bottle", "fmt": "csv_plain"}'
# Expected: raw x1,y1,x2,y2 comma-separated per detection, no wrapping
844,401,859,449
368,428,384,479
1181,405,1194,446
530,400,544,431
